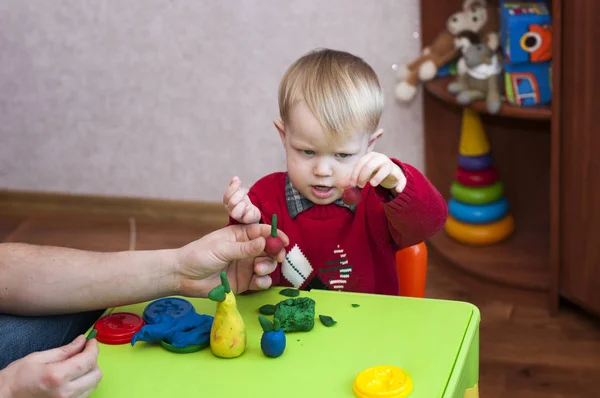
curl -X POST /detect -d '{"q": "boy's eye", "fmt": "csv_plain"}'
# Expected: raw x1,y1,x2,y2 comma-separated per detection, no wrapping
302,150,315,155
336,153,352,159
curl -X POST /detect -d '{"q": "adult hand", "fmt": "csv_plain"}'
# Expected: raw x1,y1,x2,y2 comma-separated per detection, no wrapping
0,335,102,398
175,223,289,297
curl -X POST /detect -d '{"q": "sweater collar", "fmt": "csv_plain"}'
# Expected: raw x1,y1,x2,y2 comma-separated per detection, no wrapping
285,174,356,219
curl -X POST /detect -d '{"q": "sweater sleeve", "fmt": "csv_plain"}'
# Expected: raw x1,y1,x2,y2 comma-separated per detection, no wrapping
378,159,448,249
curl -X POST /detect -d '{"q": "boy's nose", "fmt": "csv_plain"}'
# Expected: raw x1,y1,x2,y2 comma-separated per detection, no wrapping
313,159,333,177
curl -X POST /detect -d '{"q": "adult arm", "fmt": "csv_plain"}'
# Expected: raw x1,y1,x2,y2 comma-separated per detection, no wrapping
0,224,288,316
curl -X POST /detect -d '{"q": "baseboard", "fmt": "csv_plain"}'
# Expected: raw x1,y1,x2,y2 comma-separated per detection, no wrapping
0,189,228,224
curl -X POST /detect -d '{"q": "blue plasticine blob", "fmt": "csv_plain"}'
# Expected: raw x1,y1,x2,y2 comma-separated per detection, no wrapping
458,153,494,171
448,197,509,224
261,329,286,358
131,311,213,348
142,297,195,324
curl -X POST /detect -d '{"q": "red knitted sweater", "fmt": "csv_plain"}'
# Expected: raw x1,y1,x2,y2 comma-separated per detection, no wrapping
230,159,447,295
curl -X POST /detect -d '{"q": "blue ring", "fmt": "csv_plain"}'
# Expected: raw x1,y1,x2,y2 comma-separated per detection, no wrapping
458,153,494,171
448,197,509,224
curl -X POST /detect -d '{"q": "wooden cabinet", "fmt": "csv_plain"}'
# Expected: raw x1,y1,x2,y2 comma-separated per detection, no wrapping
558,0,600,315
419,0,600,315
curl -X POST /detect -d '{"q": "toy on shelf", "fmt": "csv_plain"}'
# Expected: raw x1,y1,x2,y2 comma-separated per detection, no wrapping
258,315,286,358
208,271,247,358
448,32,504,114
445,108,515,245
395,0,499,102
500,0,552,106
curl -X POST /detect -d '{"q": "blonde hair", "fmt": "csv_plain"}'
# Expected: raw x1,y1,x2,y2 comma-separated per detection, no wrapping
278,48,384,138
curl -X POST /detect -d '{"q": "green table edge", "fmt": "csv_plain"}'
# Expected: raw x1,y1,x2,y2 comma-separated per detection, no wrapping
442,302,481,398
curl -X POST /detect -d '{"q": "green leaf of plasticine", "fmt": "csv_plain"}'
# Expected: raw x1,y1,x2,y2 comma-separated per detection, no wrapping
208,285,226,302
219,271,231,293
258,315,274,332
319,315,337,327
280,288,300,297
352,304,360,308
273,318,281,332
259,304,276,315
86,329,97,341
271,214,278,237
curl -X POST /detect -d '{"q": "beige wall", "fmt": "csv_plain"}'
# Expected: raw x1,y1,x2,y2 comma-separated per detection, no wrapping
0,0,423,202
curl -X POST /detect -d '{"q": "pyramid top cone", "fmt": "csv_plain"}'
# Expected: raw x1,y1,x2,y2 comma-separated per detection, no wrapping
459,108,490,157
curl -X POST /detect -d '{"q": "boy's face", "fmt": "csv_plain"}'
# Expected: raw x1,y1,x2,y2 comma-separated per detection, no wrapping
274,101,381,205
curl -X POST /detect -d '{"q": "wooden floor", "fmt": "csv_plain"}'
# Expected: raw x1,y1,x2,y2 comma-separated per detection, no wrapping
1,208,599,397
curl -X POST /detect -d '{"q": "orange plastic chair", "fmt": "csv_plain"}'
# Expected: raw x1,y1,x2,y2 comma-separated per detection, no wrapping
395,242,428,298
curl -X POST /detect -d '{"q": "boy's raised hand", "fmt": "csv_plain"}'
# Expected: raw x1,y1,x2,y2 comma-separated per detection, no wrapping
223,176,262,224
349,152,407,194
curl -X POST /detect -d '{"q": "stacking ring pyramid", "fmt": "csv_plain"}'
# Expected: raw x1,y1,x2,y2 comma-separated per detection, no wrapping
445,108,515,245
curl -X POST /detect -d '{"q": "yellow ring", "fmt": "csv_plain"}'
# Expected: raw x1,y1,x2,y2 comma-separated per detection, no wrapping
445,214,515,245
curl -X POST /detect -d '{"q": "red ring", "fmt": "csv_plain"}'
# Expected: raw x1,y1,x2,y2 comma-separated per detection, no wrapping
455,166,499,187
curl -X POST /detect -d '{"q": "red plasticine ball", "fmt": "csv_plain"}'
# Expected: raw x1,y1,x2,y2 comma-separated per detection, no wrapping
265,214,284,256
342,187,361,206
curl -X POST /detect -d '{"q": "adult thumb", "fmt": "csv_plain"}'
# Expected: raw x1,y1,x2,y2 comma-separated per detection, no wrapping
222,237,265,261
37,334,86,364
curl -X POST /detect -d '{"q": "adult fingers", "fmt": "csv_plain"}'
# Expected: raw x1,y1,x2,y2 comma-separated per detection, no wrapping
217,237,265,262
254,256,278,276
52,339,99,383
65,366,103,398
236,224,290,247
248,274,272,291
35,335,87,364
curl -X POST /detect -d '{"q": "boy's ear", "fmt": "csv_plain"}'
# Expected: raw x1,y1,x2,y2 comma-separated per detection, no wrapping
274,119,286,144
367,128,384,152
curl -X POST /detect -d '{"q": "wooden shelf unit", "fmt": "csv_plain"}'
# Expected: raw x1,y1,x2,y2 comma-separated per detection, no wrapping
420,0,560,311
424,76,552,121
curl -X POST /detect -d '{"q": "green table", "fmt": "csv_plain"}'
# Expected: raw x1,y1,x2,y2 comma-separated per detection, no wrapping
89,288,480,398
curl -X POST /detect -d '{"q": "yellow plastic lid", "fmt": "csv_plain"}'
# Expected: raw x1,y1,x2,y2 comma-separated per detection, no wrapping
353,365,413,398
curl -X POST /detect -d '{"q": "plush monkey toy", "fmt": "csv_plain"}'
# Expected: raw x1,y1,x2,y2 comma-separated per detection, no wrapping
395,0,500,102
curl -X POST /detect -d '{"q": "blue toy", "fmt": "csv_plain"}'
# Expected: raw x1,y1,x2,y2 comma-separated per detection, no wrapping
500,1,552,65
142,297,195,324
500,1,552,106
258,316,286,358
504,61,552,106
132,299,214,350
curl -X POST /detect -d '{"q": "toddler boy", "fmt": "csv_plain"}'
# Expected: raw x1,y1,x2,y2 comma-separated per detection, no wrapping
223,48,447,295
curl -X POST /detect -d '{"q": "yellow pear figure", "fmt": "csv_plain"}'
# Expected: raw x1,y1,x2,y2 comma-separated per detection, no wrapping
459,108,490,157
209,272,246,358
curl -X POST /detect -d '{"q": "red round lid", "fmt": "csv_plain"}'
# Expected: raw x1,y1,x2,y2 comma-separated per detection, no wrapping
94,312,145,345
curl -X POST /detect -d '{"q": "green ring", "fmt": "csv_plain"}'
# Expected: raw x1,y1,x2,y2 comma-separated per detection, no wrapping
450,181,504,205
160,340,208,354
